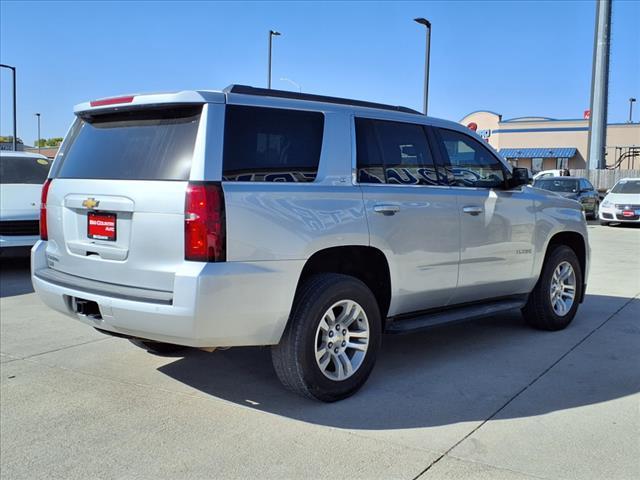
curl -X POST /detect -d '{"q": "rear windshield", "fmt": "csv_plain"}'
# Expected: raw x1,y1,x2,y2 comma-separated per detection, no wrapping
534,179,579,193
223,105,324,182
611,179,640,194
0,155,52,184
54,106,202,181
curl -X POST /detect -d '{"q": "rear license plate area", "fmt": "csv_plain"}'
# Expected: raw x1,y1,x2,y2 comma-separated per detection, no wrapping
88,212,116,241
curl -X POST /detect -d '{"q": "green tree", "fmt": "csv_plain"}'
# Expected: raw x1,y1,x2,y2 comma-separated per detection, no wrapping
45,137,63,147
0,136,24,144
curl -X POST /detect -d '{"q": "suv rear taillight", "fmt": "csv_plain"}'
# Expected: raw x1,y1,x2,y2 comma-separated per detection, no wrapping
40,179,53,240
184,182,226,262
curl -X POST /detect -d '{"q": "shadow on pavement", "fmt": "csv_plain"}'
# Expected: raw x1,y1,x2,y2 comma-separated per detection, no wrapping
159,294,639,429
0,253,33,298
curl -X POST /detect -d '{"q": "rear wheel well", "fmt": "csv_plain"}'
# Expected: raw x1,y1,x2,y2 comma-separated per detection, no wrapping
296,246,392,322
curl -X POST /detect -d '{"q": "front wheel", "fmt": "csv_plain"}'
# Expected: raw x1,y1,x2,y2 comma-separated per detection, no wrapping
587,203,599,220
271,273,381,402
522,245,583,331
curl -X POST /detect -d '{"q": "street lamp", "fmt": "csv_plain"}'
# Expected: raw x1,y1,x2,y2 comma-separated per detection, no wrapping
280,77,301,92
268,30,281,89
629,97,636,123
35,113,41,154
413,18,431,115
0,63,17,151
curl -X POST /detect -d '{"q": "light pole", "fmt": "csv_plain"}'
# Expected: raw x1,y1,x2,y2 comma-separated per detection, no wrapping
0,63,17,151
280,77,301,92
268,30,281,89
629,97,636,123
414,18,431,115
35,113,41,154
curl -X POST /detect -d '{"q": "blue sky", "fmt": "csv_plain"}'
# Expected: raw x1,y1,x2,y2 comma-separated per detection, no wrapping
1,0,638,145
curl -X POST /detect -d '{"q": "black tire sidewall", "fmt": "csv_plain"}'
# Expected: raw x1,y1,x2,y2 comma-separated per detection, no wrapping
295,276,381,401
536,245,583,329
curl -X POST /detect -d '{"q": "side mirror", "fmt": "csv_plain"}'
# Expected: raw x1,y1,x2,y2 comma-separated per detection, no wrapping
510,167,530,188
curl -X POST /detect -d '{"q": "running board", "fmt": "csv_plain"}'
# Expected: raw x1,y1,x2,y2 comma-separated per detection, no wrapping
385,298,526,334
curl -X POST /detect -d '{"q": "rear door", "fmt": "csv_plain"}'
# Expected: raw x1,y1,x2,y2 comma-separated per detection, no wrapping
433,127,535,304
44,105,205,292
356,117,460,315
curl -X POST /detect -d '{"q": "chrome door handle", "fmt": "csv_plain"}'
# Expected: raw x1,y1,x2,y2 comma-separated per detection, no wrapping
374,204,400,215
462,206,483,216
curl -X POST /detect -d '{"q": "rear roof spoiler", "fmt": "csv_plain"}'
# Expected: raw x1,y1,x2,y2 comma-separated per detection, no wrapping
74,90,225,114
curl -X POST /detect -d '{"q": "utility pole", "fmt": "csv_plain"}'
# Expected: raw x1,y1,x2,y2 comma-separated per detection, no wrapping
0,64,17,151
267,30,281,89
35,113,41,154
586,0,612,170
414,18,432,115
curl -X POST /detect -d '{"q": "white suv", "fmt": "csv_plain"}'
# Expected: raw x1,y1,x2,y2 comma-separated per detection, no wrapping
32,86,589,401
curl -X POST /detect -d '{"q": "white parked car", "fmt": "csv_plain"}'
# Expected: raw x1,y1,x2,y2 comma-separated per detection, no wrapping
0,151,52,253
533,169,565,180
599,178,640,226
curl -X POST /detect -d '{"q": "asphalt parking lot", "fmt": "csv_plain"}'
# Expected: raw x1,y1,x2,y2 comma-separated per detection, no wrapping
1,223,638,480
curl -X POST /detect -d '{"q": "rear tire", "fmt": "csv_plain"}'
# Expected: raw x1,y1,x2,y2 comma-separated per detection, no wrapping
271,273,381,402
130,339,185,355
522,244,582,331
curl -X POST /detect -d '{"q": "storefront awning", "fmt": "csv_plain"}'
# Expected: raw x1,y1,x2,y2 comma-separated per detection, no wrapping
499,147,577,159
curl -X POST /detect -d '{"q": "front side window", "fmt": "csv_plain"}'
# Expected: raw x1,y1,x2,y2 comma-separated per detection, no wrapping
437,128,505,188
356,118,438,185
223,105,324,182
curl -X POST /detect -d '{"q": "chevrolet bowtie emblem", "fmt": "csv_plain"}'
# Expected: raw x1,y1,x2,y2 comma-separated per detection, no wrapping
82,198,100,209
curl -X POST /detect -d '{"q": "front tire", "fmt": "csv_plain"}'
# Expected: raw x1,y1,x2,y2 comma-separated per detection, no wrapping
271,273,381,402
587,203,599,220
522,245,583,331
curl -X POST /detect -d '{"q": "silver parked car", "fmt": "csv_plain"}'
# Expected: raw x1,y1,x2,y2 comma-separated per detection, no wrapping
32,86,590,401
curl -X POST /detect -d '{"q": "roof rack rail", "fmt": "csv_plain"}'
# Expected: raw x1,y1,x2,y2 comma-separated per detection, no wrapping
224,85,422,115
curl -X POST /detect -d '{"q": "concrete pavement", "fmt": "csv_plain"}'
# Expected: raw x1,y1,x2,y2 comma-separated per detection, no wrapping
1,223,639,479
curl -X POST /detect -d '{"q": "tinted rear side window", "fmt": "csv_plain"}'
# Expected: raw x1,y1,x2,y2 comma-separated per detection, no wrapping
55,106,202,181
223,105,324,182
0,155,52,184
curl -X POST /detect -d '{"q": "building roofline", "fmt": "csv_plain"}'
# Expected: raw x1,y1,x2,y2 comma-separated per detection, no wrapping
458,110,502,122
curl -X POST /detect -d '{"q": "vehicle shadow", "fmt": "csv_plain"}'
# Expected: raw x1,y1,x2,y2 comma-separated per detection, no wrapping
158,293,639,430
0,253,33,298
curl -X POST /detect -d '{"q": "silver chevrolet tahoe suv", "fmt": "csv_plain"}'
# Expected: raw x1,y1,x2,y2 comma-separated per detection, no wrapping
32,85,589,402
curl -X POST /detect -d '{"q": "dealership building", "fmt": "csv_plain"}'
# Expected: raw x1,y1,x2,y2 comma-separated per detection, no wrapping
460,111,639,173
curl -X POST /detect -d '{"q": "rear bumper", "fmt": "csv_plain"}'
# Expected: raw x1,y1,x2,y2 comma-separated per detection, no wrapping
31,241,303,348
1,234,39,248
